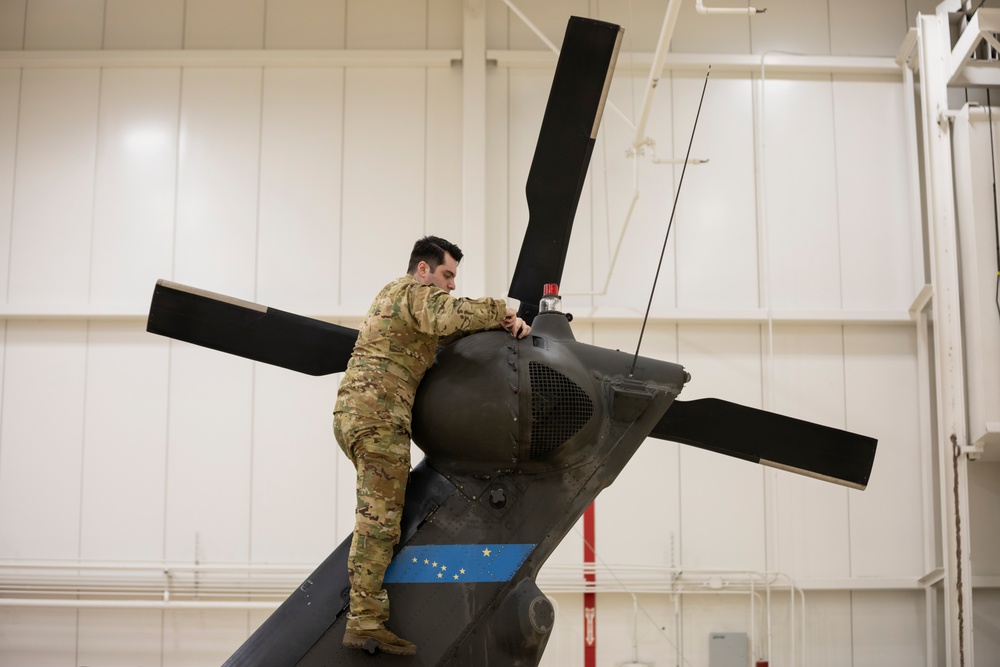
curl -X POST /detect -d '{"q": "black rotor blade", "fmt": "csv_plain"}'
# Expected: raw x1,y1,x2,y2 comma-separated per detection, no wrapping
146,280,358,376
651,398,877,490
508,16,623,323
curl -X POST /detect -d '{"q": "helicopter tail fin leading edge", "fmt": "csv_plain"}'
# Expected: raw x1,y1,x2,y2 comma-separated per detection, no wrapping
650,398,877,490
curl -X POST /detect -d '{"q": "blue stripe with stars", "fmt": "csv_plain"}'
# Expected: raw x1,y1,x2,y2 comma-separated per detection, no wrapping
383,543,535,584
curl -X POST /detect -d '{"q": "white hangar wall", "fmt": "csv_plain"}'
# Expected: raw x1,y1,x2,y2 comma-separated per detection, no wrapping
2,0,996,666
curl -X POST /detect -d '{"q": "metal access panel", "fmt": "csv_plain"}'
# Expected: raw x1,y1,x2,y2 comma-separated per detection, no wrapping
709,632,748,667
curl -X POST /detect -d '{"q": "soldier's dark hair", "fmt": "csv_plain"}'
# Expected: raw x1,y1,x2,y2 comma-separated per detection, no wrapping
407,236,463,274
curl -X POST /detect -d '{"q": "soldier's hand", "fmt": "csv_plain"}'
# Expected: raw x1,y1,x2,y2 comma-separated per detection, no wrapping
502,308,531,338
508,317,531,338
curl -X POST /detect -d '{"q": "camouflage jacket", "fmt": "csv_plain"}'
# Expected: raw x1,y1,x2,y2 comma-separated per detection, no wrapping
334,274,507,429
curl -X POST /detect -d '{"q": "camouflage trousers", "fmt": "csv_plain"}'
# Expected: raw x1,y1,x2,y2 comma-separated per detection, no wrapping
333,412,411,631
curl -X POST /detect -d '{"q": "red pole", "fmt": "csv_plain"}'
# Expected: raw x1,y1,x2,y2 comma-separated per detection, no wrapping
583,502,596,667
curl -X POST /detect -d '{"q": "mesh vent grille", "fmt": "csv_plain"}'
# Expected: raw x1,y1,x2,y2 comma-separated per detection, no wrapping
528,361,594,458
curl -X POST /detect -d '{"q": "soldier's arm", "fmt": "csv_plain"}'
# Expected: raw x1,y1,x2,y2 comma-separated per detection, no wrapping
408,285,506,338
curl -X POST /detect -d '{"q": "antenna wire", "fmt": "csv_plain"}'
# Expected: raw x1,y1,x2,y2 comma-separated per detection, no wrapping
630,66,712,376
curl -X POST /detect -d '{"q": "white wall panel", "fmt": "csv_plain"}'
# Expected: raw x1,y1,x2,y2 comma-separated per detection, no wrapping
265,0,345,49
506,67,549,295
678,324,766,571
345,0,427,49
833,77,915,311
0,70,19,304
598,441,681,564
580,96,613,308
906,0,941,28
184,0,266,49
564,184,595,313
770,325,851,578
0,321,87,559
675,72,758,312
596,321,679,371
485,67,510,298
844,326,923,577
798,591,853,667
485,0,510,50
80,322,169,562
0,325,4,421
91,68,180,307
851,591,925,666
830,0,908,57
594,2,668,53
164,346,253,563
78,609,163,666
679,324,761,404
672,0,751,55
0,0,25,50
0,608,77,666
539,593,584,667
501,0,589,51
104,0,185,49
174,68,262,298
970,462,1000,577
251,363,340,564
8,68,99,306
591,73,678,314
339,68,426,311
428,0,462,49
584,79,638,306
587,74,667,313
257,68,343,312
749,0,831,56
974,589,1000,666
592,594,675,666
424,66,464,271
762,75,842,311
680,447,767,570
544,518,584,571
163,609,250,667
24,0,104,49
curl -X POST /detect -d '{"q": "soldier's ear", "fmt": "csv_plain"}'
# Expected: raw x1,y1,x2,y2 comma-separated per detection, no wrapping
414,261,430,283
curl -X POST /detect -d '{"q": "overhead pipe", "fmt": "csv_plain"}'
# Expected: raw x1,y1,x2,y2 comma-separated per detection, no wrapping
695,0,766,16
631,0,684,152
631,0,768,152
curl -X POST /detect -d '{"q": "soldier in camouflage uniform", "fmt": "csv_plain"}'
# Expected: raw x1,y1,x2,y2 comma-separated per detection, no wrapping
334,236,530,655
